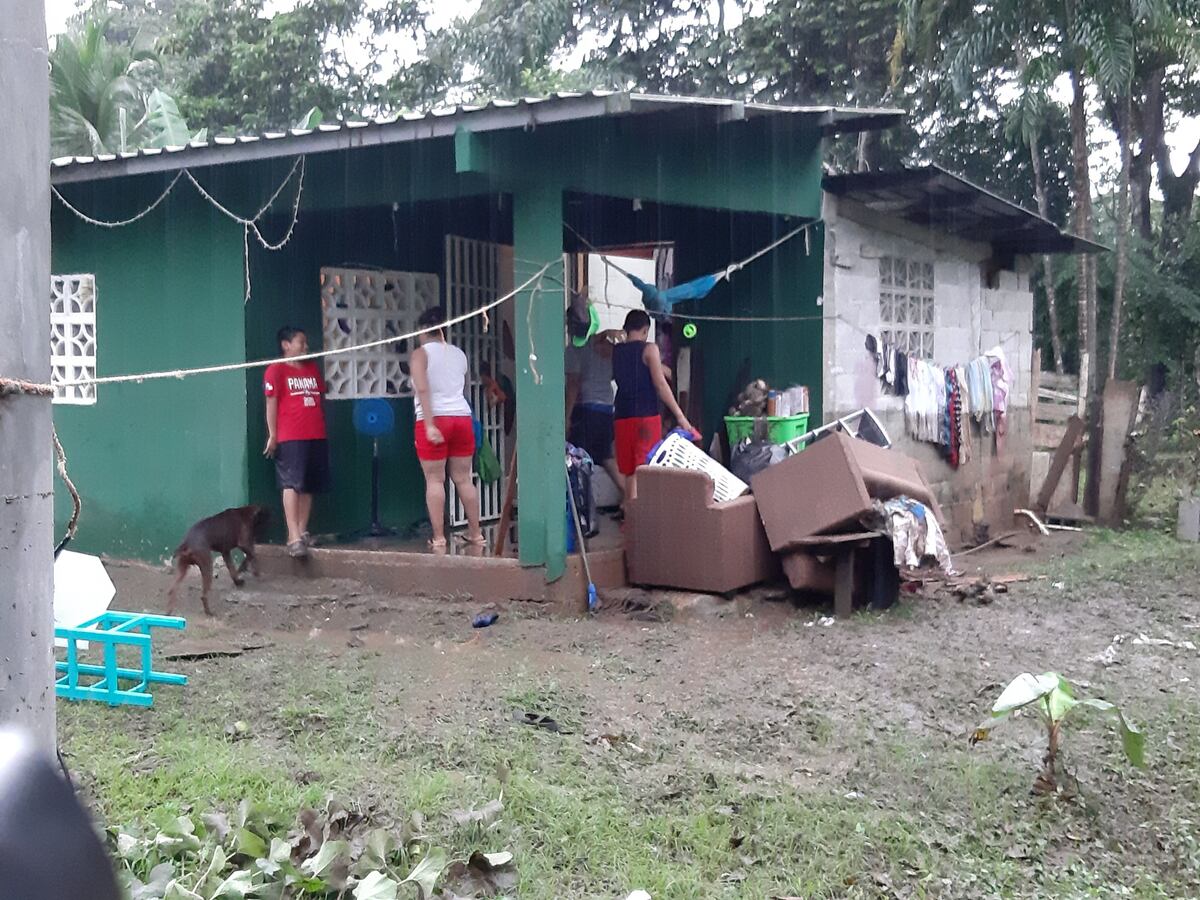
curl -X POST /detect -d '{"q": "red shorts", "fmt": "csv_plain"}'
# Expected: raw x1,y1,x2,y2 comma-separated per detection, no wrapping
415,416,475,461
614,415,662,476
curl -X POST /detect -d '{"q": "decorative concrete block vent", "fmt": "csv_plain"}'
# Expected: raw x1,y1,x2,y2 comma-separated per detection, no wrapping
50,273,97,405
319,267,438,399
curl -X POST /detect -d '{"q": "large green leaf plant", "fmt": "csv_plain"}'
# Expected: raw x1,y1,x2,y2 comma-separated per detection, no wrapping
971,671,1145,795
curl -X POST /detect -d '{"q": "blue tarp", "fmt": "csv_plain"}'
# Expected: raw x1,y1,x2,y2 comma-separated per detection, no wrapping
626,272,721,315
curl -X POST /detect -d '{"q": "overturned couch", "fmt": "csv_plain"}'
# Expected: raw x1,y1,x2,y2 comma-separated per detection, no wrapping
624,430,945,613
625,467,778,594
751,431,942,615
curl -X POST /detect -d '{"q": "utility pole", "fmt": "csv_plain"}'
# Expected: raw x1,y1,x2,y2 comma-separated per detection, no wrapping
0,1,55,752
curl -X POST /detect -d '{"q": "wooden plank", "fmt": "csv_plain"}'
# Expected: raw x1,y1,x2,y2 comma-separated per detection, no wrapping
1040,371,1080,391
492,449,519,557
834,552,855,619
1035,415,1087,514
1038,388,1080,404
1097,380,1140,526
1031,350,1042,424
1038,403,1078,423
1033,422,1068,450
786,531,882,548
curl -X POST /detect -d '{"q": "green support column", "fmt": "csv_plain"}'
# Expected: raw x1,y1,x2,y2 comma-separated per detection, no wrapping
512,184,567,579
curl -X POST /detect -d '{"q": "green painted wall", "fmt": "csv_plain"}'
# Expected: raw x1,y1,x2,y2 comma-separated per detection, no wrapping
244,197,512,542
50,179,248,561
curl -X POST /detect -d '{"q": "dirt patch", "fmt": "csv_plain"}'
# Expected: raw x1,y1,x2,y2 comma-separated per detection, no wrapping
74,530,1200,897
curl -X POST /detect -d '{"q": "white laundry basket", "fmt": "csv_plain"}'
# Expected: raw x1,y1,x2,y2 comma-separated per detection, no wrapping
646,432,749,502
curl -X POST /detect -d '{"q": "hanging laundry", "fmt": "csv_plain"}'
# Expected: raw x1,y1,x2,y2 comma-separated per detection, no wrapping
986,346,1012,453
895,350,909,396
943,368,957,464
966,357,994,431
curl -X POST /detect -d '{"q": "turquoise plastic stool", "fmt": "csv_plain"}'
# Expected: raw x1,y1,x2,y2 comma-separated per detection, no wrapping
55,611,188,707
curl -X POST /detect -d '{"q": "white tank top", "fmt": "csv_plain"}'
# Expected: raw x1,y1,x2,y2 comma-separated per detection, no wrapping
414,340,472,420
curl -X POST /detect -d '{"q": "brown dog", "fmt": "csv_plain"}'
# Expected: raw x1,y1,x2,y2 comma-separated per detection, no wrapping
167,505,268,616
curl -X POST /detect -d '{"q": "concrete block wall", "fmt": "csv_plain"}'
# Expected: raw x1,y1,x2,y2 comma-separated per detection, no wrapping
822,196,1035,543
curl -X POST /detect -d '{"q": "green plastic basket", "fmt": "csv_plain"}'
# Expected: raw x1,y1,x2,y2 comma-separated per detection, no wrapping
725,414,810,446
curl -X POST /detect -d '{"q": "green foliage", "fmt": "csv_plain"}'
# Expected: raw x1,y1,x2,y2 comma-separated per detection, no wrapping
114,799,449,900
80,0,370,133
972,672,1145,794
50,9,198,157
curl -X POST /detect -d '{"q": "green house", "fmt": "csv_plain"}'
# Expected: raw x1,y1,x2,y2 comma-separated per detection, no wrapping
49,91,900,583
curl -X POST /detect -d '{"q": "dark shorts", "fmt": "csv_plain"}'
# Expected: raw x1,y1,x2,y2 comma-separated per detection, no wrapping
275,439,331,493
569,403,614,464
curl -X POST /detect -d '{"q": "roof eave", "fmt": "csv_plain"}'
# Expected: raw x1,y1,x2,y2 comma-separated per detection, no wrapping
50,92,907,185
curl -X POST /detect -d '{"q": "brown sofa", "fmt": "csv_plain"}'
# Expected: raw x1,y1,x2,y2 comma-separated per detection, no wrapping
751,431,941,552
625,466,778,593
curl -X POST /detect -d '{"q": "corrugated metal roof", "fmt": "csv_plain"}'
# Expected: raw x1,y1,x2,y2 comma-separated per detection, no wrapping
50,91,904,184
823,165,1107,255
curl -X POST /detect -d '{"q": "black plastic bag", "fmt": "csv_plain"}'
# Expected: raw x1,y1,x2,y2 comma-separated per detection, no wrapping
730,439,787,485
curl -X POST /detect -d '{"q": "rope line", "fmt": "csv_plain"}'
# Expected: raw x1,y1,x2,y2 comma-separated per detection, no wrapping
52,171,185,228
52,157,307,305
0,378,53,397
37,260,559,390
564,219,819,286
53,427,80,556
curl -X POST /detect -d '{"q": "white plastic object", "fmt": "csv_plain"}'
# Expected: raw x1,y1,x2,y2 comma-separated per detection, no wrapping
646,432,749,502
53,551,116,649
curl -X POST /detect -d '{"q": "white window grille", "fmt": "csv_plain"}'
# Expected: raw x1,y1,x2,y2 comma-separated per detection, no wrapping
50,274,98,405
879,256,935,358
319,267,438,399
444,236,510,526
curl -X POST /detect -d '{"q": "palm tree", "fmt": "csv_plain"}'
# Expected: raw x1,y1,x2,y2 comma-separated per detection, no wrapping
895,0,1152,393
49,14,199,158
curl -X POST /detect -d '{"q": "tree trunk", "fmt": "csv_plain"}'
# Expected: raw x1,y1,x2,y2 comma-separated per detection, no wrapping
1109,93,1132,381
1069,68,1097,395
1029,133,1066,373
1070,66,1103,516
1128,68,1163,243
1158,134,1200,254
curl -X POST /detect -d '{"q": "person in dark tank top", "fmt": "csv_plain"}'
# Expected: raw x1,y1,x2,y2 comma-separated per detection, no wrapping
612,308,698,499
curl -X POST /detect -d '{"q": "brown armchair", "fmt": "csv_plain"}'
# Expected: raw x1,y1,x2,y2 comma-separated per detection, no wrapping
625,466,778,594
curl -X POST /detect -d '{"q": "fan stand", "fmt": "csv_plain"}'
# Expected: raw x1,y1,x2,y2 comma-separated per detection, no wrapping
368,436,394,538
350,398,397,541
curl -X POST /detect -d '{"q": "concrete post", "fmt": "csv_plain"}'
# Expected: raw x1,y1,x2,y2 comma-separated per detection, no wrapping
511,185,567,579
0,1,56,751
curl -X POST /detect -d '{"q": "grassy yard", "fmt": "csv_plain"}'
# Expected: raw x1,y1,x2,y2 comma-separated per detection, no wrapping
61,530,1200,898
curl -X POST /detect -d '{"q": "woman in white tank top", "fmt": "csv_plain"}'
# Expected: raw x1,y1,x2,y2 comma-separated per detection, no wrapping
411,306,483,549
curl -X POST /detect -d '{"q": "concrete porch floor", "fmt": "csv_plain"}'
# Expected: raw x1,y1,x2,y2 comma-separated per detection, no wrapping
256,515,628,614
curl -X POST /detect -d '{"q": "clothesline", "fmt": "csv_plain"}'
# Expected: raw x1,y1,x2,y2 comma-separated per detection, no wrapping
53,157,307,303
41,260,560,390
564,219,819,314
866,330,1015,467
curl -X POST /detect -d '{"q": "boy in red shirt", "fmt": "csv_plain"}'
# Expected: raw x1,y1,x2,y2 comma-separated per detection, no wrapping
263,326,329,557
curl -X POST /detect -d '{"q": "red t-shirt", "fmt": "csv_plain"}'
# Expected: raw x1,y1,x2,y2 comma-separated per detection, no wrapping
264,361,327,442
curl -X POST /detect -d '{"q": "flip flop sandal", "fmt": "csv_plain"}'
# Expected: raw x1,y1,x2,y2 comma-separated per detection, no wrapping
514,711,568,733
427,539,448,550
457,534,488,545
286,540,309,558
